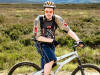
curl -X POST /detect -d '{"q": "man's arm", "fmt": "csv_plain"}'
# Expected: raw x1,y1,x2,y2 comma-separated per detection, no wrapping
37,36,53,43
55,15,84,47
68,29,80,42
55,15,80,42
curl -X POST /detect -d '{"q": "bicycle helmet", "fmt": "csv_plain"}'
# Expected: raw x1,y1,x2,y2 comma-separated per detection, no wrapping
43,1,56,8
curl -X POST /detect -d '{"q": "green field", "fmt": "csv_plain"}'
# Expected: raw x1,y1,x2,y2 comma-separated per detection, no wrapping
0,4,100,73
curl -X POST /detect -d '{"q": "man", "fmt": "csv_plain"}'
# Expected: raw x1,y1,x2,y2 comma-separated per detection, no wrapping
33,1,83,75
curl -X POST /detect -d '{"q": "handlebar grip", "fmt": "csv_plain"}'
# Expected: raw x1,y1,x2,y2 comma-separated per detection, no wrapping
73,41,85,48
31,38,37,41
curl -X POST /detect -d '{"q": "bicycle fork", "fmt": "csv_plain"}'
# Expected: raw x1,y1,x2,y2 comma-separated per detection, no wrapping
77,57,85,75
73,46,85,75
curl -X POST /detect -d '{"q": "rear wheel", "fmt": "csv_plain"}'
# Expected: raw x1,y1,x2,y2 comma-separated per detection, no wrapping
8,62,41,75
72,64,100,75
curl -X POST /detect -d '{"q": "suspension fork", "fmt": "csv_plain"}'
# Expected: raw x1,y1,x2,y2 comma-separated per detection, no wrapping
73,46,85,75
77,57,85,75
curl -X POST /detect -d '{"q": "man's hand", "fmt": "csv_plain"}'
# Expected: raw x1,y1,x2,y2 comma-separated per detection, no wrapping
52,40,59,47
77,41,84,47
37,36,53,43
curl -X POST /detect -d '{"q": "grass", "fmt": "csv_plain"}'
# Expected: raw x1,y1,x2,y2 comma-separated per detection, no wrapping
9,67,37,74
61,63,78,72
0,15,5,24
0,4,100,74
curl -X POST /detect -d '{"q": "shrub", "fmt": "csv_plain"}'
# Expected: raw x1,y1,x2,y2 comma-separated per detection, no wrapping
21,24,33,35
1,24,33,40
0,15,5,24
57,36,74,47
9,29,21,40
82,16,98,23
0,52,19,69
15,14,21,17
79,47,100,64
19,38,33,46
1,41,23,51
0,53,5,70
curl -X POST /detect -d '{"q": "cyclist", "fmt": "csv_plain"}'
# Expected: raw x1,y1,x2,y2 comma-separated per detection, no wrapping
33,1,84,75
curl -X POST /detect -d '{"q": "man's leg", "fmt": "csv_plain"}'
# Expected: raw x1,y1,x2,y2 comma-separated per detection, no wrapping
44,60,54,75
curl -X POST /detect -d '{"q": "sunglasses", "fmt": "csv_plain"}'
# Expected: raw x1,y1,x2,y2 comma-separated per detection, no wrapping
45,10,53,14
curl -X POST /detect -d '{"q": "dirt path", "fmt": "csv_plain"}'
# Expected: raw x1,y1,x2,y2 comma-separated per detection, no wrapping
0,72,7,75
0,71,99,75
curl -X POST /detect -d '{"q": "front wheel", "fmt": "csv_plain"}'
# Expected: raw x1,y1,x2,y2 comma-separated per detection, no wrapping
8,62,41,75
72,64,100,75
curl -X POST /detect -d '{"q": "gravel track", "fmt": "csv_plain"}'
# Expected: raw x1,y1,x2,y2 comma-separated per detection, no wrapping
0,71,99,75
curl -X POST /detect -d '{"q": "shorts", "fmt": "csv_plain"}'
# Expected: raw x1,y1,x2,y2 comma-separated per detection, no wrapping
35,42,57,69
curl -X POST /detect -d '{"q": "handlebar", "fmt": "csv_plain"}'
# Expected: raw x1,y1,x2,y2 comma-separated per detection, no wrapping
73,41,85,51
31,38,84,51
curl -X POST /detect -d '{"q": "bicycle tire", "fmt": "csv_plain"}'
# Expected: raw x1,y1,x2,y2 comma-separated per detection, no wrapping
71,64,100,75
8,62,41,75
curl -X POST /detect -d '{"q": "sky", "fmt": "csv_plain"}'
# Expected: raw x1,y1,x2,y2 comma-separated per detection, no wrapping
0,0,100,3
28,0,100,3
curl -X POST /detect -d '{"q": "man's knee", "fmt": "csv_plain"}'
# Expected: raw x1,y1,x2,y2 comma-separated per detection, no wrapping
45,60,54,67
44,61,54,75
49,60,54,64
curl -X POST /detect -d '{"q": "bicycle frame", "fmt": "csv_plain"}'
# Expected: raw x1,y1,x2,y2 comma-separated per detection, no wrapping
33,40,81,75
54,51,79,75
33,50,79,75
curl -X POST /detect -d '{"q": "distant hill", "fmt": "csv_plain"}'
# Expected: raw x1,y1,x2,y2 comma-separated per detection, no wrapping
0,0,100,4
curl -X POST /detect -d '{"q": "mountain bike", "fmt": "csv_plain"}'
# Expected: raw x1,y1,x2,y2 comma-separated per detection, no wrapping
8,39,100,75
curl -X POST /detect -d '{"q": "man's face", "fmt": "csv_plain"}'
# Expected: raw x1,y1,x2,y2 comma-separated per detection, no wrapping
44,8,54,20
